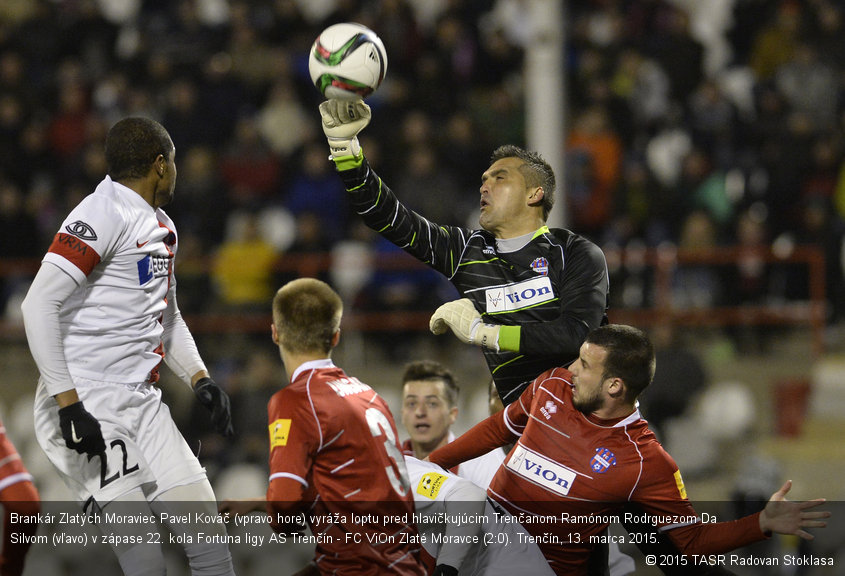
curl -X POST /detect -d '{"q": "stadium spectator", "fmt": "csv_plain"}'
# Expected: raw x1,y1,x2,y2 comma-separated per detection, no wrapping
211,209,279,313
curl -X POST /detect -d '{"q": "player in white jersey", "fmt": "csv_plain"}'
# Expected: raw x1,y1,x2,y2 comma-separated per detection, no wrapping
399,361,505,489
405,455,554,576
21,117,236,576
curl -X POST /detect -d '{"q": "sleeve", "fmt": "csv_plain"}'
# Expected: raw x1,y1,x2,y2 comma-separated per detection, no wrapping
633,446,767,555
20,262,81,396
406,456,487,570
665,513,766,555
428,411,516,471
266,477,309,533
266,391,321,501
161,286,207,387
42,193,120,283
517,235,609,358
337,158,473,278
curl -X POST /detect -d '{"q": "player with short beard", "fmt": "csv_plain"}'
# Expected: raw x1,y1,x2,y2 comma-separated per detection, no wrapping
428,325,829,574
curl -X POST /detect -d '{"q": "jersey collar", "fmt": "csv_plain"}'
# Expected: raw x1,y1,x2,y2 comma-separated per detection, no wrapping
495,226,549,253
106,176,156,213
291,358,335,382
585,402,642,428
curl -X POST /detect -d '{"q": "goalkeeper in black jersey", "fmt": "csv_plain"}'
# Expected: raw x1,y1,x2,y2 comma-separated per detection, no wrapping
319,99,609,405
318,101,744,576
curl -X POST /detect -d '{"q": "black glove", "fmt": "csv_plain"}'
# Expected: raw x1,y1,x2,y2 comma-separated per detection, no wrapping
432,565,459,576
58,401,106,456
194,377,234,437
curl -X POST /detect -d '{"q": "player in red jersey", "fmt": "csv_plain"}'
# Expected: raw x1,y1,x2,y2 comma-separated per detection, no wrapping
265,278,424,575
429,324,829,574
0,422,39,576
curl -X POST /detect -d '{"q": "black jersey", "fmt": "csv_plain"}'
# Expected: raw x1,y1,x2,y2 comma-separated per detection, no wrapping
339,159,609,404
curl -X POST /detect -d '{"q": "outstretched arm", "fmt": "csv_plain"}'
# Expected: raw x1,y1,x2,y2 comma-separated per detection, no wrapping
759,480,829,539
428,410,515,470
664,480,829,556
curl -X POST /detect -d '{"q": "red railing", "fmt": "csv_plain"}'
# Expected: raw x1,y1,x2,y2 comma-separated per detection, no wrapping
604,245,826,357
0,245,826,356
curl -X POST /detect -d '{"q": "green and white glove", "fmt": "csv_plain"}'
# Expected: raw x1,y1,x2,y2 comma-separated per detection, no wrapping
429,298,501,352
319,99,371,168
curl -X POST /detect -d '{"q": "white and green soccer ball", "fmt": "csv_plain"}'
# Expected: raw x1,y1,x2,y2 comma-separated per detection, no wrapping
308,22,388,101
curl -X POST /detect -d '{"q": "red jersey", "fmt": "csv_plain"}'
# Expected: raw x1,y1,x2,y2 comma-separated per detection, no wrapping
430,367,765,574
0,422,33,493
267,359,423,575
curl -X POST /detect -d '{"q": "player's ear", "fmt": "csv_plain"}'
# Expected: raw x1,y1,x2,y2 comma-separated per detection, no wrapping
448,405,458,425
330,329,341,347
155,154,166,177
606,377,625,399
527,187,544,207
271,323,279,345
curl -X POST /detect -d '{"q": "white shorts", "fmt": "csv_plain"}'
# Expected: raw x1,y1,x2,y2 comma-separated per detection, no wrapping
465,500,555,576
34,378,207,506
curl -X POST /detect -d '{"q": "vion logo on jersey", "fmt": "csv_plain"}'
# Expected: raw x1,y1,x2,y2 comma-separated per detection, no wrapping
137,254,171,284
485,276,554,313
507,444,576,496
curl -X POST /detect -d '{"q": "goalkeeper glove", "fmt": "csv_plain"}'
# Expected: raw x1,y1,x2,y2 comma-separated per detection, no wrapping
319,99,371,167
58,401,106,457
429,298,501,352
194,377,234,437
432,565,459,576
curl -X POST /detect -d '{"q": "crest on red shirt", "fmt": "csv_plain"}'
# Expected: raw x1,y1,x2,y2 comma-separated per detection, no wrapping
590,447,616,473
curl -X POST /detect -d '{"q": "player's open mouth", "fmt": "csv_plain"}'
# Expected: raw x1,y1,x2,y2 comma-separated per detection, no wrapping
414,423,430,431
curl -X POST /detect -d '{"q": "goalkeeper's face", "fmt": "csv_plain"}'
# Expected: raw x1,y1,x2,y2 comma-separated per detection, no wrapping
401,379,458,457
478,157,540,238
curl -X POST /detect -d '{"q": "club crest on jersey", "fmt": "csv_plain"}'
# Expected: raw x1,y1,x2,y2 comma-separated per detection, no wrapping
65,220,97,241
590,447,616,474
530,257,549,276
484,276,554,313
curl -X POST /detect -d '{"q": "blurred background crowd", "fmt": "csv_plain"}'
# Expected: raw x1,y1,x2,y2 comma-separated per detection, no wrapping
2,1,845,572
1,0,844,324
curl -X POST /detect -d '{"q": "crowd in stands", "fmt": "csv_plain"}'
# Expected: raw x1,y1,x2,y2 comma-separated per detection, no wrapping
1,1,844,530
1,0,844,325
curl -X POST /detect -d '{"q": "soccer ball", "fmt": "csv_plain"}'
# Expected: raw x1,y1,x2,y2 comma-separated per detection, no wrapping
308,23,388,101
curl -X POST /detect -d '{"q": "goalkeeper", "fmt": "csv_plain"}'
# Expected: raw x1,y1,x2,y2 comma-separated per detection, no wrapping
319,99,609,405
318,101,743,576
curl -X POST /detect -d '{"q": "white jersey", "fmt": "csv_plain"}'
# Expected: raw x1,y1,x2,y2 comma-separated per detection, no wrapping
451,432,506,490
405,456,554,576
406,455,485,572
39,176,203,390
